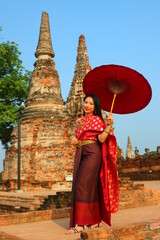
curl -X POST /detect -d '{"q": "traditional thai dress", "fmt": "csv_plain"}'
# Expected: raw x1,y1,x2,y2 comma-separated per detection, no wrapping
70,114,119,227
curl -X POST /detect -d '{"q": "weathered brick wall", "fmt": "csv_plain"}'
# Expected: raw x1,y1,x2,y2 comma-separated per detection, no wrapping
2,118,75,189
118,155,160,181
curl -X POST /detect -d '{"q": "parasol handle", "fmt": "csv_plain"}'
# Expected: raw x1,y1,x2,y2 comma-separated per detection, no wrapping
110,94,117,113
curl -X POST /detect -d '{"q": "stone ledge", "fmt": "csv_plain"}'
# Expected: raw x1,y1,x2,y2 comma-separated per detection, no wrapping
0,231,23,240
81,220,160,239
0,208,70,226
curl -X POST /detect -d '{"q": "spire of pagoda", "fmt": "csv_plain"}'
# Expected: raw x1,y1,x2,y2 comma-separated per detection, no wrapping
74,34,91,75
126,136,135,159
35,11,55,59
128,136,131,146
66,34,91,118
22,12,65,120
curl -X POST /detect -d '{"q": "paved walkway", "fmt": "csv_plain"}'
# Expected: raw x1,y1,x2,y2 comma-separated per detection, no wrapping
0,204,160,240
0,181,159,239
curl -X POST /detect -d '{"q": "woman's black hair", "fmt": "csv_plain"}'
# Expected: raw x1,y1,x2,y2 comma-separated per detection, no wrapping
84,94,104,120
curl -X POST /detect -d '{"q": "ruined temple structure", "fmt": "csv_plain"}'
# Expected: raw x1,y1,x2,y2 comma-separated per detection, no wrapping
118,154,160,181
66,34,91,118
2,12,122,191
117,147,124,159
2,12,75,190
125,136,135,159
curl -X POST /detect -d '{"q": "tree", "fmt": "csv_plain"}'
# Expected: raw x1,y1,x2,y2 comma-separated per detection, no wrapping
0,29,31,148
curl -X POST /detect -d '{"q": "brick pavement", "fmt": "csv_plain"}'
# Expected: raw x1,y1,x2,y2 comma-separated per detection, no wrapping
0,204,160,240
0,181,159,239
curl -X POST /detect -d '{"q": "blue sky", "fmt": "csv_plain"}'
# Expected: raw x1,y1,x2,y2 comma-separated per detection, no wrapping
0,0,160,171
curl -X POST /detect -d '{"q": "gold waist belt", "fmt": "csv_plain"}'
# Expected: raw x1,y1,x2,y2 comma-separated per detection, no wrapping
77,139,97,148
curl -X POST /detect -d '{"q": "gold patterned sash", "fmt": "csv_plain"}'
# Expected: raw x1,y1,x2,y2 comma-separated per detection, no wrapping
77,139,97,148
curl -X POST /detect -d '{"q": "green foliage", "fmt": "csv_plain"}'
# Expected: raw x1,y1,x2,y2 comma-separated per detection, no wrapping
0,172,2,181
0,30,31,148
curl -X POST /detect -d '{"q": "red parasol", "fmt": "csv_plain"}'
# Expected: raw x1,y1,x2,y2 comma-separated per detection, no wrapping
83,64,152,114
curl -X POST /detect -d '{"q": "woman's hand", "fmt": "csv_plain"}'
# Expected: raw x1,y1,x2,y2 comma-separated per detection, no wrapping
107,113,113,125
70,136,78,145
106,113,114,128
104,113,114,128
98,113,114,143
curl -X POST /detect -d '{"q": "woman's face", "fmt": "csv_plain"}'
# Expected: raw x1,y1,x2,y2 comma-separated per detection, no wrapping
83,97,95,115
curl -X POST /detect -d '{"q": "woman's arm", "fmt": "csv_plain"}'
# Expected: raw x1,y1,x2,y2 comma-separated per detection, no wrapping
98,113,113,143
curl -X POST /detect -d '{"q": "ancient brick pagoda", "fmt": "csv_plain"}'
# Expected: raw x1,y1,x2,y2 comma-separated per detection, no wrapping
23,12,65,120
125,136,135,159
2,12,76,190
66,34,91,118
66,35,109,121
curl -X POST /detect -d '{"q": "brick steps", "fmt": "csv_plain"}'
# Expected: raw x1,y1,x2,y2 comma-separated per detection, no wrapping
118,178,160,209
0,209,54,226
0,179,159,215
0,201,40,212
0,206,160,239
0,190,70,214
81,221,160,239
0,194,49,213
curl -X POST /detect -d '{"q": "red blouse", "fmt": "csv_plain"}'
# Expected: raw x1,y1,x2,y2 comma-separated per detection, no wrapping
75,114,105,141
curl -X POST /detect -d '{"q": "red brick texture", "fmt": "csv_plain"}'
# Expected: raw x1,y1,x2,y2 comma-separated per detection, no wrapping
118,155,160,181
0,210,53,226
81,221,160,239
2,118,75,191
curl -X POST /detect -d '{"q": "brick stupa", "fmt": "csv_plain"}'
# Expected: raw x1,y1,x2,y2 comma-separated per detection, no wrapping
66,35,109,122
2,12,75,190
66,34,91,118
126,136,135,159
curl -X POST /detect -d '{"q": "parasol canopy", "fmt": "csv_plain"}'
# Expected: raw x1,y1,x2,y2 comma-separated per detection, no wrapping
83,64,152,114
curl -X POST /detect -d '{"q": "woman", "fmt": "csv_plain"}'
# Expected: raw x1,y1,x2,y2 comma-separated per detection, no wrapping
67,94,119,234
